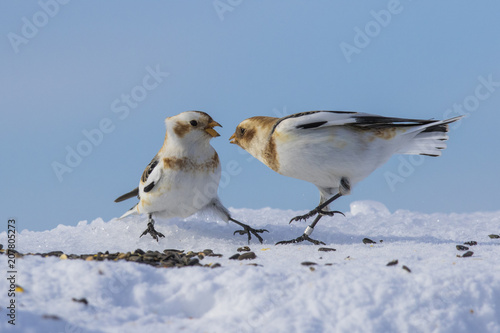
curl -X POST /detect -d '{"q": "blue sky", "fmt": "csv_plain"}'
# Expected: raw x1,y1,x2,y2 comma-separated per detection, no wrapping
1,1,499,232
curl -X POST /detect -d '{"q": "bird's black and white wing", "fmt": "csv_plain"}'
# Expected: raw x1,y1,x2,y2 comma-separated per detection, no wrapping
140,156,162,194
114,156,162,204
273,110,461,133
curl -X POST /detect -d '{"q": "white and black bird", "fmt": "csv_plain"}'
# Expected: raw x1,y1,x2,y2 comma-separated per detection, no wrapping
115,111,268,243
230,111,462,245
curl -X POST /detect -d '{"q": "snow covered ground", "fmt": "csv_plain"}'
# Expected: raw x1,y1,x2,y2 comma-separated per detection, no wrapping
1,201,500,333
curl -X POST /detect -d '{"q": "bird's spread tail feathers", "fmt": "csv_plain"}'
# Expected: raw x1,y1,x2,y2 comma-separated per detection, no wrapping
398,116,462,157
119,205,138,219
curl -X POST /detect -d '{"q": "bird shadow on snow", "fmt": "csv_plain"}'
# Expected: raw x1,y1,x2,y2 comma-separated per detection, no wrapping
154,216,460,247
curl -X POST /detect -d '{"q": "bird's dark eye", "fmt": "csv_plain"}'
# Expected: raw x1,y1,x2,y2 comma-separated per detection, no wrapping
239,127,246,135
190,120,198,126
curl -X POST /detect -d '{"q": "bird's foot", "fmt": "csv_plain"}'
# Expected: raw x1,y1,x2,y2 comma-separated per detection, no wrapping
289,210,344,223
231,219,269,244
140,222,165,242
275,234,326,246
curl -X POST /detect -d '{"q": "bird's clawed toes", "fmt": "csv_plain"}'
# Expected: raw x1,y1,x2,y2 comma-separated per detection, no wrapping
318,210,345,217
230,218,269,244
140,222,165,242
275,234,326,246
290,209,344,223
233,226,269,244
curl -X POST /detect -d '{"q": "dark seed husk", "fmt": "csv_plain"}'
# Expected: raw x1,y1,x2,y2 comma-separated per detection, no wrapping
238,252,256,260
402,265,411,273
386,260,398,266
187,258,200,266
318,247,336,252
488,234,500,239
363,238,376,244
164,249,183,253
456,245,469,251
42,314,61,320
461,251,474,257
229,253,241,260
47,251,64,257
211,263,222,269
72,297,88,305
301,261,317,266
464,241,477,246
237,246,251,252
134,249,145,255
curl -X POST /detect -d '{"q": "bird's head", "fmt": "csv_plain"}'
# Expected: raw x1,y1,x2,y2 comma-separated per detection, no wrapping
230,116,277,158
166,111,222,144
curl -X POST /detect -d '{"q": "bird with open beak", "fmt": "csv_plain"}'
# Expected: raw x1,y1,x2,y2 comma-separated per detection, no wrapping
230,110,462,245
115,110,268,243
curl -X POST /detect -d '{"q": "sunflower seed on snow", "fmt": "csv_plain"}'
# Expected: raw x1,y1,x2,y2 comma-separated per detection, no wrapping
402,265,411,273
301,261,317,266
386,260,398,266
318,247,336,252
238,252,256,260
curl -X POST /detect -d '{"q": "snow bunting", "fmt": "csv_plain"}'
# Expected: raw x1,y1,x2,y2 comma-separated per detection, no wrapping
230,111,462,245
115,111,268,242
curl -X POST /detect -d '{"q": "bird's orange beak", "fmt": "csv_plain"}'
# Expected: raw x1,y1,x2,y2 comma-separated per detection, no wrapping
229,133,237,144
205,120,222,137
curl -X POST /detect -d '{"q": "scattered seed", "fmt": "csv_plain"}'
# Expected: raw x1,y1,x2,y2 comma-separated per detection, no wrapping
42,314,61,320
47,251,64,257
187,258,200,266
0,244,3,250
363,238,376,244
72,297,88,305
386,260,398,266
229,253,241,260
325,263,333,266
60,254,68,260
309,267,316,272
301,261,317,266
238,252,256,260
237,246,251,252
456,245,469,251
211,263,222,269
488,234,500,239
379,240,384,243
134,249,145,255
402,265,411,273
461,251,474,258
318,247,336,252
464,241,477,246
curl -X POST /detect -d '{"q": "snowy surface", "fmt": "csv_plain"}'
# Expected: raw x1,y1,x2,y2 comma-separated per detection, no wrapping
1,201,500,333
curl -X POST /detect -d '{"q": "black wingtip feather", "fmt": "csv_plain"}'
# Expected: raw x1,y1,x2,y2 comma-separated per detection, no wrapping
296,121,328,129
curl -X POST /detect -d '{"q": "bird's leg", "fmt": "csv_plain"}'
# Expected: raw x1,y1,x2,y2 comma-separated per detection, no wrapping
289,177,350,223
140,214,165,242
230,218,269,244
276,215,326,245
